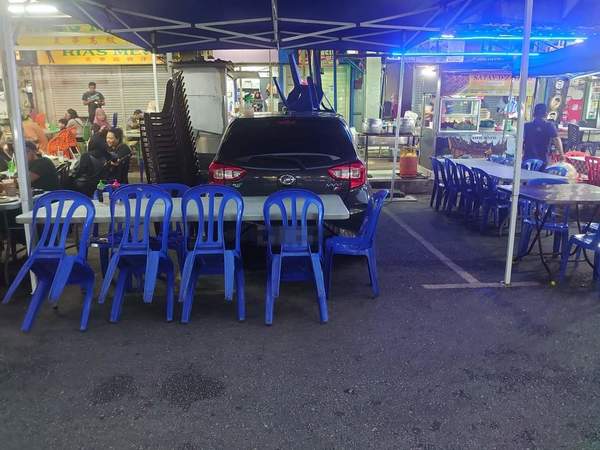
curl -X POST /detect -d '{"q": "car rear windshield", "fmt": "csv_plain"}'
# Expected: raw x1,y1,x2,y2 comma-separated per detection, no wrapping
218,116,357,163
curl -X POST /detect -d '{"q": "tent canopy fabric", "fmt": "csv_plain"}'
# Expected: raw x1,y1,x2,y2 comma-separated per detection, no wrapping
56,0,600,53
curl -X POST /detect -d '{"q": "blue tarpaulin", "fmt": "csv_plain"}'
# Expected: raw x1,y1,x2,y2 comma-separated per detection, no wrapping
56,0,600,53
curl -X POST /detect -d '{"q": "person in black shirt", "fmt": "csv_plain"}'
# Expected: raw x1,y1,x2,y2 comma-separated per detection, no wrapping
523,103,565,163
106,127,132,183
70,133,112,197
82,81,105,122
25,141,60,191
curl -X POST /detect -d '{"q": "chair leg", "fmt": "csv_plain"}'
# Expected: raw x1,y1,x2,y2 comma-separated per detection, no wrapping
516,223,532,259
235,258,245,321
429,185,437,207
325,249,334,298
223,251,235,302
109,268,129,323
21,278,51,333
99,247,109,277
552,232,561,256
265,259,275,326
310,254,328,324
366,248,380,298
559,240,574,282
435,189,444,211
271,255,282,300
165,266,175,322
2,258,34,304
99,253,120,304
79,277,95,331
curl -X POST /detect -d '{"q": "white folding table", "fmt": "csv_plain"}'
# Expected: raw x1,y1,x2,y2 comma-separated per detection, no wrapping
446,158,567,183
15,195,350,224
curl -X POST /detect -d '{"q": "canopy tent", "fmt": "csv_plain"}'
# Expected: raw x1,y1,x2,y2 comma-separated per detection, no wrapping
54,0,600,53
3,0,600,288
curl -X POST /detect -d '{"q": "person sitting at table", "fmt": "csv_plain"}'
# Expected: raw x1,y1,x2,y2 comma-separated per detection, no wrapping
524,103,565,164
25,141,60,191
65,108,85,140
93,107,111,133
126,109,144,130
106,127,132,183
47,119,78,159
22,113,48,152
69,133,111,197
0,143,13,170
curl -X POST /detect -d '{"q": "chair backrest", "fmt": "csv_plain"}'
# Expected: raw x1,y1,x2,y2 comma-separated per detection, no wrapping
527,178,569,186
109,184,173,252
456,163,475,191
586,156,600,186
544,165,568,177
357,189,388,247
263,189,324,255
181,185,244,253
32,190,95,260
472,168,497,195
565,151,587,158
522,159,544,171
567,123,583,150
157,183,189,198
443,158,459,188
430,157,447,185
489,154,507,165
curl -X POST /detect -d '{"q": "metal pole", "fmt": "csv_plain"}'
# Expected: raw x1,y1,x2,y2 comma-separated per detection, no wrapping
333,50,338,111
503,0,534,286
0,13,33,240
152,52,160,111
390,56,405,200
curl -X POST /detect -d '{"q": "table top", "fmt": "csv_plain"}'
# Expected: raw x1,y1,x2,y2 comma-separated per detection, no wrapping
16,195,350,224
0,196,22,211
498,183,600,205
446,158,566,182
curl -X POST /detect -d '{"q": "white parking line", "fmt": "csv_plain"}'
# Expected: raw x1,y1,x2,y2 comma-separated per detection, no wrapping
382,209,540,289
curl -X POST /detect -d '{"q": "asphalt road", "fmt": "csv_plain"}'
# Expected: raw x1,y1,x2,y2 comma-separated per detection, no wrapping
1,197,599,449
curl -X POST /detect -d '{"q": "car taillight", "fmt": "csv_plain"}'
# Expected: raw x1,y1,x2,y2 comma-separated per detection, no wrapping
328,162,366,189
208,162,247,184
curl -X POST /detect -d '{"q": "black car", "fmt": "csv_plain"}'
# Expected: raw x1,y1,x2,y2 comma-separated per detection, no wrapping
209,113,370,231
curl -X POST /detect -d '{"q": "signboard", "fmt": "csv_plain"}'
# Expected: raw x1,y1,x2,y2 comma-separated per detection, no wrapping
36,49,162,65
442,73,536,97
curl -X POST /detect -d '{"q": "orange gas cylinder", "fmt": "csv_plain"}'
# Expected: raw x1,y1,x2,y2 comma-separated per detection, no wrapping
399,147,418,178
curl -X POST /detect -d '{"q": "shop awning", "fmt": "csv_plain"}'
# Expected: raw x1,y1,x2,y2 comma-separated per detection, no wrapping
54,0,600,53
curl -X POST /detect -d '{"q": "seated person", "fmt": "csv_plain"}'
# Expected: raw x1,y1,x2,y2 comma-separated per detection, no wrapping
22,113,48,152
69,133,111,197
65,108,85,140
126,109,144,130
47,119,78,159
106,127,132,183
0,143,14,171
25,141,60,191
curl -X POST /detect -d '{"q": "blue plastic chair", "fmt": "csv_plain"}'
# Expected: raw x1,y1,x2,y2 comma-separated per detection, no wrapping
517,178,569,258
157,183,188,270
489,154,507,165
523,158,545,171
2,191,96,331
429,157,446,210
325,190,388,298
545,165,568,177
443,158,461,214
91,184,116,277
179,185,245,323
472,168,510,233
263,189,327,325
98,184,175,323
560,227,600,283
456,163,478,221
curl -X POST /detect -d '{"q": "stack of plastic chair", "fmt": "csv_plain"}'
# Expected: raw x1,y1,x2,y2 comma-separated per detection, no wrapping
2,191,96,331
516,178,570,259
324,190,388,298
98,185,175,323
139,73,198,185
585,156,600,186
472,168,510,233
522,159,545,171
179,185,245,323
456,163,479,222
263,189,327,325
157,183,188,270
429,157,447,210
443,158,461,214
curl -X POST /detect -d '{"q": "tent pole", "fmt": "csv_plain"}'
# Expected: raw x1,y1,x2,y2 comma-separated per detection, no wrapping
503,0,534,286
390,56,405,201
152,52,160,111
0,12,35,288
333,50,338,111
